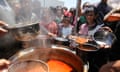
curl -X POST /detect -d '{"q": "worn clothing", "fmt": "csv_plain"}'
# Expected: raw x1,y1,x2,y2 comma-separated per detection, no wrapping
79,23,104,36
59,23,73,37
40,21,58,35
97,2,112,20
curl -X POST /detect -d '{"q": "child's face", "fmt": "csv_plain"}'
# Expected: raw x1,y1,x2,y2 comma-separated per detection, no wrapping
85,11,95,23
63,20,70,26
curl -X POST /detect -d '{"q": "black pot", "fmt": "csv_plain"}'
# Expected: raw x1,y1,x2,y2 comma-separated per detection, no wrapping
10,23,40,41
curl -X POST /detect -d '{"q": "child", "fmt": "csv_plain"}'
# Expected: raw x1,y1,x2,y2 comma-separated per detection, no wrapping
58,17,73,38
78,6,112,72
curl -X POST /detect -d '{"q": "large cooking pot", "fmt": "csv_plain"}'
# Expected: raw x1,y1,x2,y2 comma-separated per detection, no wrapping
9,48,84,72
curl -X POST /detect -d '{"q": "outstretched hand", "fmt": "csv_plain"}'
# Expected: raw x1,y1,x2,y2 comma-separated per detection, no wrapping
100,26,113,32
0,59,10,72
0,21,8,36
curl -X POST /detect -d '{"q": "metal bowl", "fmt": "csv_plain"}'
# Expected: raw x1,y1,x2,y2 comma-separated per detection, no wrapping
93,30,116,47
54,37,68,42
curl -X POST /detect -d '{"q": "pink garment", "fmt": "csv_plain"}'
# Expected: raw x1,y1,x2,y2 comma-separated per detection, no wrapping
47,21,58,35
72,16,77,26
40,21,58,35
79,23,88,35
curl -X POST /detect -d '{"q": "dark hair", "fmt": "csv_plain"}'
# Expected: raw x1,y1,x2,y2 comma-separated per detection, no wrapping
62,17,70,23
84,5,98,15
83,2,90,8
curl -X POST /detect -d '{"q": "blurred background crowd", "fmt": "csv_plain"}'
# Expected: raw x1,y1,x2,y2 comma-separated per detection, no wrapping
0,0,119,72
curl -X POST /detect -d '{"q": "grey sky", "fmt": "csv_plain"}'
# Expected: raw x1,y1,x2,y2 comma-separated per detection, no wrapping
59,0,100,9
